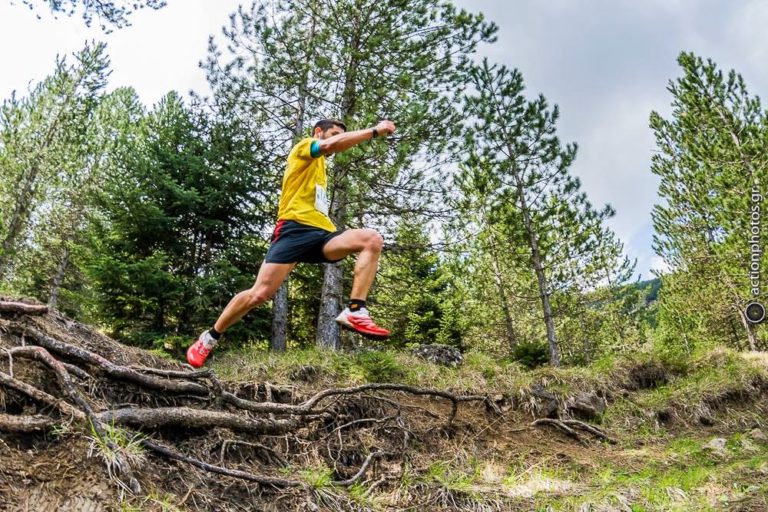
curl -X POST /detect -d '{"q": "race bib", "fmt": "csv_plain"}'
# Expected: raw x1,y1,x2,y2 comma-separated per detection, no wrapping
315,184,329,216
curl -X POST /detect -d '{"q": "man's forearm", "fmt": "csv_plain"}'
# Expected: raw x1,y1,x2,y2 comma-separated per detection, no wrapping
318,128,375,155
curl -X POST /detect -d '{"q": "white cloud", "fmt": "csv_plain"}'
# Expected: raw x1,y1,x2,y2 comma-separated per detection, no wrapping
0,1,240,105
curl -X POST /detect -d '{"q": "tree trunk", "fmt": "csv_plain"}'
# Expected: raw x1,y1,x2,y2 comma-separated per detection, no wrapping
0,163,41,278
48,244,70,310
536,265,560,366
517,183,560,366
487,234,519,350
270,23,314,351
737,306,758,351
270,283,288,352
315,23,360,350
316,262,343,350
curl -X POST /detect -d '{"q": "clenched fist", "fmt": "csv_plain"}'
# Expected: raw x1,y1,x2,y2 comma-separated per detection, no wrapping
374,120,396,137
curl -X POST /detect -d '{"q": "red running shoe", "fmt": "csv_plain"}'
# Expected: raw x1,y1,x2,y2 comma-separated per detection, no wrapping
186,330,218,368
335,307,390,339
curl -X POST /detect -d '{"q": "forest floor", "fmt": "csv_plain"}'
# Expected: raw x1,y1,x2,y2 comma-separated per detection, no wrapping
0,301,767,511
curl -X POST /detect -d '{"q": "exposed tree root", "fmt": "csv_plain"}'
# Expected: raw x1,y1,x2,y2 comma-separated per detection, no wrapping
332,450,388,486
532,418,617,445
0,301,48,315
9,326,209,395
0,301,499,501
0,412,57,432
97,406,300,434
140,438,305,489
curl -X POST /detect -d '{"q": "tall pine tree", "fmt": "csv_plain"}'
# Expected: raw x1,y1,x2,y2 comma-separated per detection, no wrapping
651,52,768,350
458,59,634,366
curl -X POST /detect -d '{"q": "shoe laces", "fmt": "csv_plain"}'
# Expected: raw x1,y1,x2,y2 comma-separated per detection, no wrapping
199,331,217,352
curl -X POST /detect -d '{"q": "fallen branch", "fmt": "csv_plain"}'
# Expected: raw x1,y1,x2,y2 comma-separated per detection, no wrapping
532,418,585,444
532,418,615,445
561,419,617,444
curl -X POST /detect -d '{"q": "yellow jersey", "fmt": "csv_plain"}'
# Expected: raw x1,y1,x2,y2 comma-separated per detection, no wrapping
276,138,336,232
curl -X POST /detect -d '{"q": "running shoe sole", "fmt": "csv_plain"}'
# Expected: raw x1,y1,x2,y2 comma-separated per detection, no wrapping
336,321,390,340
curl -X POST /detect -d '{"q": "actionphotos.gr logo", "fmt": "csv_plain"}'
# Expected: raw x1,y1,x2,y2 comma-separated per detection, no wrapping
747,185,765,324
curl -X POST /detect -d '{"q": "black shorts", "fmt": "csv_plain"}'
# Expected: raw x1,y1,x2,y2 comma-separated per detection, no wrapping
264,220,346,264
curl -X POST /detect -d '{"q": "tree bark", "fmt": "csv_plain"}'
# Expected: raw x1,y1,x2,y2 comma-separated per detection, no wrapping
487,233,519,350
270,283,288,351
316,262,344,350
0,301,48,315
737,306,758,351
517,182,560,366
48,244,70,310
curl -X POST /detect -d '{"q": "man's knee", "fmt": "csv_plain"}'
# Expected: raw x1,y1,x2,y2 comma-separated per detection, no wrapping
362,229,384,252
245,286,273,308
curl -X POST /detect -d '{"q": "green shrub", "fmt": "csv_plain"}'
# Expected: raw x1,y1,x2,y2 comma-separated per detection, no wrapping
510,341,549,369
354,350,405,383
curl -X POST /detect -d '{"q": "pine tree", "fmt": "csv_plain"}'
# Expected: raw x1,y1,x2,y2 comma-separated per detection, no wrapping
18,0,166,31
459,59,634,366
650,52,768,350
0,42,110,288
375,216,454,347
85,92,272,345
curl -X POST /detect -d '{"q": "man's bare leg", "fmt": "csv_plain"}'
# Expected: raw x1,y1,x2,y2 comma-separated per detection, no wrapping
187,261,295,367
322,229,384,300
214,262,296,333
322,228,390,338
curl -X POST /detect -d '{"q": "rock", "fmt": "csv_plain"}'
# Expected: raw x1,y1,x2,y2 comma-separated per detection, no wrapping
749,428,767,442
567,392,606,420
489,394,512,413
410,344,464,368
530,383,559,418
703,437,728,457
697,404,715,426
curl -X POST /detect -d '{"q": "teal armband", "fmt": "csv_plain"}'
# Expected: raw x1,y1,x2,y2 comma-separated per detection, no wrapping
310,140,321,158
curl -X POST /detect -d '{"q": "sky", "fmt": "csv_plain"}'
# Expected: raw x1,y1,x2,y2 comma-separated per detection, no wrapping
1,0,767,281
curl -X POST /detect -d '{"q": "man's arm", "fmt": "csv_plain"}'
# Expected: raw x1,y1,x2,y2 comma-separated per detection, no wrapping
317,120,395,155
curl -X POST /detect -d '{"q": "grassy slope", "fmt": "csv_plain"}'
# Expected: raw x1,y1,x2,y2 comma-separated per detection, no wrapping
196,345,768,511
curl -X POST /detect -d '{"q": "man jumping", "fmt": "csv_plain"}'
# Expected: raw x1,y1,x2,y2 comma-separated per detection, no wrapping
187,118,395,367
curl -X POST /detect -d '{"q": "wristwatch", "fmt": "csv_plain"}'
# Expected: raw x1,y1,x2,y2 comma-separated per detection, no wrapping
371,128,379,138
